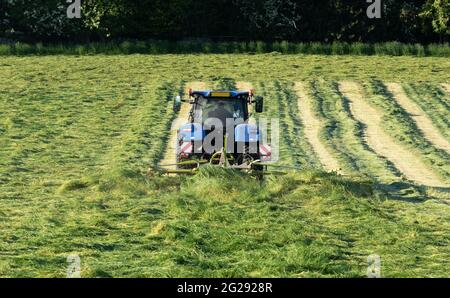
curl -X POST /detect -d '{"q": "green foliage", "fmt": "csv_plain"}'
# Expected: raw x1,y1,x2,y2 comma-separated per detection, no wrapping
0,1,448,43
420,0,450,38
233,0,301,40
2,0,83,39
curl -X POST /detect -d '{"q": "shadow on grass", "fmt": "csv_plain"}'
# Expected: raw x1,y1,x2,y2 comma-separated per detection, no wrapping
312,171,444,203
374,180,449,203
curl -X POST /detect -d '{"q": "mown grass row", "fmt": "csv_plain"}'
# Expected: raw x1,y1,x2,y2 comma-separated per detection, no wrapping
256,81,294,166
363,81,450,181
257,81,320,169
401,83,450,141
105,80,184,172
306,80,400,183
1,41,449,57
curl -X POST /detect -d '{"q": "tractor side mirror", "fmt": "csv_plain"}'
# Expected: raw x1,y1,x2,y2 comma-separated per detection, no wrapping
173,95,182,112
255,96,264,113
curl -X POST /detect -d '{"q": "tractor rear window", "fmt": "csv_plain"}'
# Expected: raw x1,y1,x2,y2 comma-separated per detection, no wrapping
195,97,245,125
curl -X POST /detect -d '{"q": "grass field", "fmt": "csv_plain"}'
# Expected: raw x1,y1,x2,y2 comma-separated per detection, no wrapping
0,54,449,277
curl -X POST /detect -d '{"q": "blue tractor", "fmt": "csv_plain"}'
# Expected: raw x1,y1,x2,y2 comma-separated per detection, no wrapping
156,88,276,175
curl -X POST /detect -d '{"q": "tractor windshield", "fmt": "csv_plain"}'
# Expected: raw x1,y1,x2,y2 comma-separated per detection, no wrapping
194,97,246,126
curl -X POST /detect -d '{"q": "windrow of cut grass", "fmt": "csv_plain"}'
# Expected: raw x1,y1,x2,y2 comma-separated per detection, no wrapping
306,80,400,184
105,80,184,172
401,83,450,142
386,83,450,154
294,82,342,174
339,82,449,195
257,81,320,169
362,81,450,183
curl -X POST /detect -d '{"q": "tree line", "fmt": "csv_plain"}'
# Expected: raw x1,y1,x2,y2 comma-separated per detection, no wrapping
0,0,448,43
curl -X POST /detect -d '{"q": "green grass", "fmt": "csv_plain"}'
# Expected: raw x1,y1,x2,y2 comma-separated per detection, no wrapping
1,41,449,57
0,54,449,277
0,55,449,84
1,166,449,277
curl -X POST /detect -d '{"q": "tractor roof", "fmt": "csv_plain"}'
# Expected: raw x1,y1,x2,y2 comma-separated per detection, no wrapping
190,90,251,98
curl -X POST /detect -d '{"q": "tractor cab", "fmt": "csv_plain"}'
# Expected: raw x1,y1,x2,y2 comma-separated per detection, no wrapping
188,90,261,126
193,94,246,127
